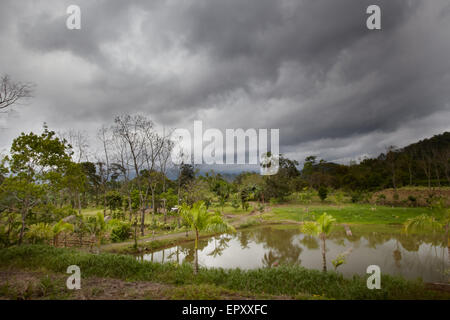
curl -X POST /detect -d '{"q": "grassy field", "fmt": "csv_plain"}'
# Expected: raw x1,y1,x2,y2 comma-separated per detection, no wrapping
263,204,436,225
0,245,448,300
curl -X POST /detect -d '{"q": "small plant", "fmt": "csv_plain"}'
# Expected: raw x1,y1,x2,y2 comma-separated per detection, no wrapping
334,191,344,206
231,194,240,211
331,254,346,271
38,276,56,297
257,203,265,213
301,212,336,272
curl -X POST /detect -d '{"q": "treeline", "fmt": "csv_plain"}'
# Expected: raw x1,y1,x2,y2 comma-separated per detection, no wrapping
292,132,450,191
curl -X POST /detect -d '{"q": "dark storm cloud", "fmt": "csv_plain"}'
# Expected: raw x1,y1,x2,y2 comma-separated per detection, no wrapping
0,0,449,165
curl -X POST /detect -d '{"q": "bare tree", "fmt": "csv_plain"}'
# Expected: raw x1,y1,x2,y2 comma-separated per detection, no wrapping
97,125,112,216
158,129,175,193
0,75,34,112
60,129,90,163
142,124,165,218
158,132,174,223
111,131,134,221
112,114,148,235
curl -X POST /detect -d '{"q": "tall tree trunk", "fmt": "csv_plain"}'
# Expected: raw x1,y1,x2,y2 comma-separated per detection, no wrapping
128,196,132,221
103,189,107,217
152,189,156,216
321,234,327,272
18,203,28,245
133,218,138,249
77,192,82,215
194,230,199,275
140,192,145,236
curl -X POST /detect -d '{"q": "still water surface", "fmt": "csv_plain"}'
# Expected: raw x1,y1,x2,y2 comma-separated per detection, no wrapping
137,225,449,282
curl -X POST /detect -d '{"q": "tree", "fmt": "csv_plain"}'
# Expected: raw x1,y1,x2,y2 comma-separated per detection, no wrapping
301,213,336,272
318,186,328,202
60,129,90,163
0,75,34,113
105,190,123,215
97,125,112,216
112,114,148,235
1,126,71,244
179,201,235,274
60,162,87,215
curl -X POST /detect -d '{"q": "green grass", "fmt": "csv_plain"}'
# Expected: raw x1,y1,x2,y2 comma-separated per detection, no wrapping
264,204,435,225
0,245,448,300
80,208,103,217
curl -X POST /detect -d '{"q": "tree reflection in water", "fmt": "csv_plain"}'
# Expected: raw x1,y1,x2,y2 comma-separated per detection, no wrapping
139,225,448,282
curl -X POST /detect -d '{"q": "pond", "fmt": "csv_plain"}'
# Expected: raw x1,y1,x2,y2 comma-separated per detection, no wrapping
137,225,449,282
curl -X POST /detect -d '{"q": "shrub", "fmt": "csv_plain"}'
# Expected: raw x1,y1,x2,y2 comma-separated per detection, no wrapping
230,194,240,211
350,191,363,203
408,195,417,207
318,186,328,202
109,221,132,243
26,223,53,244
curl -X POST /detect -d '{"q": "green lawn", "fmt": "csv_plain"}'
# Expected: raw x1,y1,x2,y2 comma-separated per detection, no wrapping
263,204,435,225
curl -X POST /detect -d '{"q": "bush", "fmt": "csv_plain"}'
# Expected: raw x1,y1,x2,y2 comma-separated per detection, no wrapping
26,223,53,244
408,195,417,207
350,191,363,203
318,186,328,202
109,221,132,243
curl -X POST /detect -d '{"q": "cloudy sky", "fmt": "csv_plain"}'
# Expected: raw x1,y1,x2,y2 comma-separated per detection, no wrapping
1,0,450,171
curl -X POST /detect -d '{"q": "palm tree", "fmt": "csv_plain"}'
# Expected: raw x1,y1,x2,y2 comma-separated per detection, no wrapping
52,220,74,247
179,201,235,274
85,212,107,250
404,211,449,261
301,213,336,272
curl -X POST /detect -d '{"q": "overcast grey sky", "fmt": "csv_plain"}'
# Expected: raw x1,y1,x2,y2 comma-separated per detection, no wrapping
1,0,449,169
